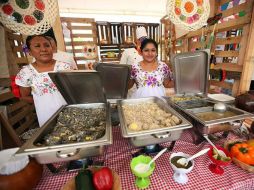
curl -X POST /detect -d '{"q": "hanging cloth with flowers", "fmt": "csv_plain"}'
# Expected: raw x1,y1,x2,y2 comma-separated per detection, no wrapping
167,0,210,31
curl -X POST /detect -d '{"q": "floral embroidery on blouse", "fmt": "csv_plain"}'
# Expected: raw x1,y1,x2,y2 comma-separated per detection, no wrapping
131,61,172,88
15,61,71,96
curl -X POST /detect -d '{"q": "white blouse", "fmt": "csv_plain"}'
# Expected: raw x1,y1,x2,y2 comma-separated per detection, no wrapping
15,61,71,127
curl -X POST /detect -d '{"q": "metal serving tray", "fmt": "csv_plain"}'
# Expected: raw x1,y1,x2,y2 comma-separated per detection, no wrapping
168,50,253,142
16,71,113,163
167,97,252,134
16,103,112,164
118,97,192,147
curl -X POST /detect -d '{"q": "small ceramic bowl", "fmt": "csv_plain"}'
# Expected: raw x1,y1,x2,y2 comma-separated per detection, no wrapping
170,152,194,184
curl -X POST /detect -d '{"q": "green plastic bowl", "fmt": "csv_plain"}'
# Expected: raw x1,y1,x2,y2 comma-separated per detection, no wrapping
130,155,155,178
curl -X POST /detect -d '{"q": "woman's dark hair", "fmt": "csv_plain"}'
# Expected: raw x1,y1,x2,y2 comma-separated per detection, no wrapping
43,28,57,46
26,35,51,50
140,38,158,52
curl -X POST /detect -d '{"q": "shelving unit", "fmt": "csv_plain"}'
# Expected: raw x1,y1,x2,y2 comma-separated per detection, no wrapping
161,0,254,96
96,22,160,63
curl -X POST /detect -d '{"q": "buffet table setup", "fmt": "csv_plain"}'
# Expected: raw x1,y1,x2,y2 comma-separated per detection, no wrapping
1,52,254,190
34,127,254,190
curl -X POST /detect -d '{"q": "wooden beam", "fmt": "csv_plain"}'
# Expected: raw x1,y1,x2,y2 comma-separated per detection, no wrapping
15,114,36,135
0,112,22,147
61,17,94,23
72,34,95,38
53,14,66,52
70,25,94,30
15,57,28,64
232,80,240,96
7,33,23,41
215,36,242,45
0,91,14,103
210,80,233,89
213,63,243,72
238,25,250,66
7,101,27,114
214,50,239,57
239,5,254,94
0,78,11,87
185,13,251,38
9,106,32,126
13,46,23,52
219,2,251,19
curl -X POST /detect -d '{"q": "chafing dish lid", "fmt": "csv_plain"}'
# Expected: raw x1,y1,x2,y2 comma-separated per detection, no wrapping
49,71,106,104
172,50,209,96
95,63,131,100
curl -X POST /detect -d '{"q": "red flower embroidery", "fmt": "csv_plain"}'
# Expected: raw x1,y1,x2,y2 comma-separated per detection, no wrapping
2,4,13,15
43,78,48,82
43,88,48,93
35,0,45,11
50,83,55,88
24,15,36,25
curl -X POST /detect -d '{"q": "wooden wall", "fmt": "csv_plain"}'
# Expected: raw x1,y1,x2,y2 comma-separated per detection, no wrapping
60,17,98,66
161,0,254,96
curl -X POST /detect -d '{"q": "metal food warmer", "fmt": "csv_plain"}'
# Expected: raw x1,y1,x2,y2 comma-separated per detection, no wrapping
164,51,252,143
117,97,193,147
16,71,114,164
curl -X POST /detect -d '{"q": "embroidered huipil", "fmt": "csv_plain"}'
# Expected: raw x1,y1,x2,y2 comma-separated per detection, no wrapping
15,61,71,127
130,61,172,98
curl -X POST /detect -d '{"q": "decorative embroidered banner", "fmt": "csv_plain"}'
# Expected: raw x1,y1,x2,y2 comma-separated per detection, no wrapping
0,0,58,35
167,0,210,31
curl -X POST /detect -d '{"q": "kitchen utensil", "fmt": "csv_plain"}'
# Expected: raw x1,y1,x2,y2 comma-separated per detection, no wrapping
214,103,227,112
203,135,226,157
177,148,210,166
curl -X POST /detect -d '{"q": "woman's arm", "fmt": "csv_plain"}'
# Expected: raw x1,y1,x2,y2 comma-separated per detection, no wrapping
163,79,174,88
19,87,34,104
128,79,135,89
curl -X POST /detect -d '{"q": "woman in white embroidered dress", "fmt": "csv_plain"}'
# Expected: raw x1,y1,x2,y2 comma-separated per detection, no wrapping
15,35,71,127
129,38,174,98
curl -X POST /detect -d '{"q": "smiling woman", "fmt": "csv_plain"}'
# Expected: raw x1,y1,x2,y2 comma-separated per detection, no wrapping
15,35,72,127
128,38,174,98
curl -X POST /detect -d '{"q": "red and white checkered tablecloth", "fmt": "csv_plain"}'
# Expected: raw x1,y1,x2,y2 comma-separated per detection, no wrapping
35,127,254,190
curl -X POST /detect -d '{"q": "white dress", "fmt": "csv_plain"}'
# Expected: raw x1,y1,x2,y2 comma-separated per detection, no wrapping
15,61,71,127
130,61,172,98
120,48,143,98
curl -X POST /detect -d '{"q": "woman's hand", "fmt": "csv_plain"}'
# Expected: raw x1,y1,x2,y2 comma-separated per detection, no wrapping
163,79,174,88
128,79,135,89
19,87,34,104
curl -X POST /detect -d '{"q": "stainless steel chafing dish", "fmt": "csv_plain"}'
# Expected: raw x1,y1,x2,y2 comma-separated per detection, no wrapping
16,71,113,164
164,51,253,143
118,97,192,147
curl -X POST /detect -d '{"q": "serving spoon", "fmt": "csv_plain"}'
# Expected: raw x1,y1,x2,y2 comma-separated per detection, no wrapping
134,148,167,173
177,148,210,166
203,135,226,157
